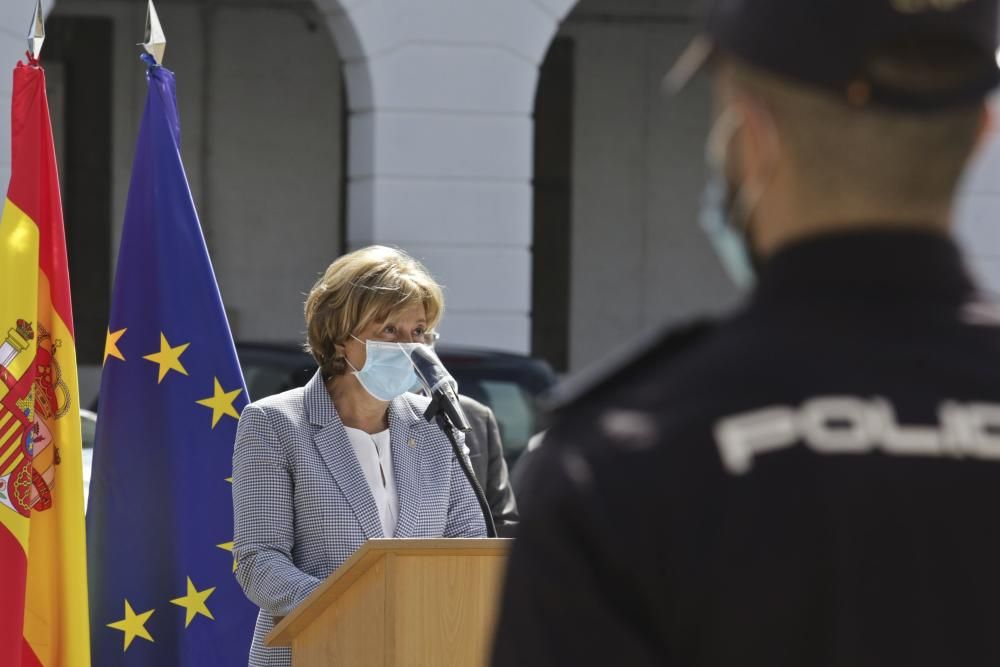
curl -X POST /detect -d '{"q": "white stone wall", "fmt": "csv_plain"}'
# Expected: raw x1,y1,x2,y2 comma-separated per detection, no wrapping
1,0,999,386
317,0,576,354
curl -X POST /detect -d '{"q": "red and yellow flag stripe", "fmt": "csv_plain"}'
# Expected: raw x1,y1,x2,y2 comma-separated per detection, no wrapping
0,56,90,667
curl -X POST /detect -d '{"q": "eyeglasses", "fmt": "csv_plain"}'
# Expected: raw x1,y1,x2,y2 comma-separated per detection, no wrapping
359,329,440,345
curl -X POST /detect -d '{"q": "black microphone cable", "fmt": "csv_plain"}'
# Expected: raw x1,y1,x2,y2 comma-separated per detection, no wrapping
428,398,498,538
409,344,497,537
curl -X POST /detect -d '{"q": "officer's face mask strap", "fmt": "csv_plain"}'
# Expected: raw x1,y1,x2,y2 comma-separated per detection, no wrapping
707,106,771,234
701,103,774,290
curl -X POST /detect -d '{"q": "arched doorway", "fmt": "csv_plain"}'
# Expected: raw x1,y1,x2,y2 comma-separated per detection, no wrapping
532,0,739,373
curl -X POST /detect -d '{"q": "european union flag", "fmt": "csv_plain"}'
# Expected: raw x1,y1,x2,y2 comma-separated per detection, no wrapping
86,56,257,666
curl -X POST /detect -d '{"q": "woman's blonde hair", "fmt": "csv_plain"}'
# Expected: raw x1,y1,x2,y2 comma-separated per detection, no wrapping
304,246,444,377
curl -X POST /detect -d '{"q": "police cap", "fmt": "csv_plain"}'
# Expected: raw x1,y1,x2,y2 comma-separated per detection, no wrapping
668,0,1000,110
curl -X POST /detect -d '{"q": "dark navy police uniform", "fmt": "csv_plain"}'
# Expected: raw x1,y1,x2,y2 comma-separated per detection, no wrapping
492,0,1000,664
494,232,1000,666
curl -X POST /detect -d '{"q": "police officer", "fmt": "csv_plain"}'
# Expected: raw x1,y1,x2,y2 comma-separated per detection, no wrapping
492,1,1000,665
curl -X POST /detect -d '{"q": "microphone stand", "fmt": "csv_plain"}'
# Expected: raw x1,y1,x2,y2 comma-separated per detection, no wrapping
425,394,498,538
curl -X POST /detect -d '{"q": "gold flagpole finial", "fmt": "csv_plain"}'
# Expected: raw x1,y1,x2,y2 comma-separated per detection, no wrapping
140,0,166,65
27,0,45,60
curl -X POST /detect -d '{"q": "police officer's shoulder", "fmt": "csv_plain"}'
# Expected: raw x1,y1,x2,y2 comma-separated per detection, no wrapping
511,319,719,511
546,317,717,418
961,298,1000,328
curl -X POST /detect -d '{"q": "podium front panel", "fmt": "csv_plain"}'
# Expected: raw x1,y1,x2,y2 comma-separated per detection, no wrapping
387,552,508,667
295,557,387,665
267,539,512,667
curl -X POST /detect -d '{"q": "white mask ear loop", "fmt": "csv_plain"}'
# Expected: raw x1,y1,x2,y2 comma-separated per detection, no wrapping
708,107,757,229
706,101,778,237
345,334,365,373
707,107,754,235
706,106,744,170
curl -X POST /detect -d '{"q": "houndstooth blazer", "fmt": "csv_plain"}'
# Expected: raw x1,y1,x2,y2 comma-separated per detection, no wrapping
232,370,487,667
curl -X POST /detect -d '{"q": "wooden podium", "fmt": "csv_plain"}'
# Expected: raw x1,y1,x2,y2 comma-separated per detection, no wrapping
266,538,512,666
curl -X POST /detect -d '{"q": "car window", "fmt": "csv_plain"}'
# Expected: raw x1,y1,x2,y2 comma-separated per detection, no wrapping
242,364,307,401
459,379,537,458
235,344,554,466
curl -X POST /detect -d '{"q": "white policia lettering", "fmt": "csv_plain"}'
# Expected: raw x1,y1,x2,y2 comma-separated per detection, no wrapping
715,396,1000,475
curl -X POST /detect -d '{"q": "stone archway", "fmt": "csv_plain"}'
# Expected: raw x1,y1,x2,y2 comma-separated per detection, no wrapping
1,0,584,356
534,1,739,372
312,0,579,354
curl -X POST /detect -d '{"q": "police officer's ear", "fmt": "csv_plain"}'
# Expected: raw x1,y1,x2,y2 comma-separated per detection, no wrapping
974,104,994,154
732,92,782,199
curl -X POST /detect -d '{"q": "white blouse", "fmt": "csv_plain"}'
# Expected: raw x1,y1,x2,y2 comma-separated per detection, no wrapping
343,426,399,537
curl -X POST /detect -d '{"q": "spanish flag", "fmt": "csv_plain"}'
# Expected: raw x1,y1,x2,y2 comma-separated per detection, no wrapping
0,54,90,666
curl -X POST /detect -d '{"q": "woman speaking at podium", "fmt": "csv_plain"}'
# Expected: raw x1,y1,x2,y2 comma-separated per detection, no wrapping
232,246,487,667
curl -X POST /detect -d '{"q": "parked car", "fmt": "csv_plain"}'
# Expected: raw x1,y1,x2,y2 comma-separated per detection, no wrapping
85,342,557,473
237,342,557,467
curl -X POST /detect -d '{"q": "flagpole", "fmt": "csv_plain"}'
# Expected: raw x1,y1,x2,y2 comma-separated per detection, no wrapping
141,0,167,65
27,0,44,61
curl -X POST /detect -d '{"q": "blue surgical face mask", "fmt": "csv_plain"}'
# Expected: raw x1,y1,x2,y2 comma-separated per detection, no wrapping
700,107,759,290
346,336,421,402
700,174,757,290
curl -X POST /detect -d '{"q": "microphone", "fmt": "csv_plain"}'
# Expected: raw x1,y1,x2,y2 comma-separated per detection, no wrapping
410,345,472,432
409,343,496,537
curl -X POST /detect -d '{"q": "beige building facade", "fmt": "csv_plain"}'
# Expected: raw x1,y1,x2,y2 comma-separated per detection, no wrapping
0,0,997,403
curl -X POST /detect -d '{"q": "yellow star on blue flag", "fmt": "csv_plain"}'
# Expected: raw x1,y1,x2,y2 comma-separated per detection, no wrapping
196,377,243,428
170,577,216,627
143,333,190,383
107,599,155,651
